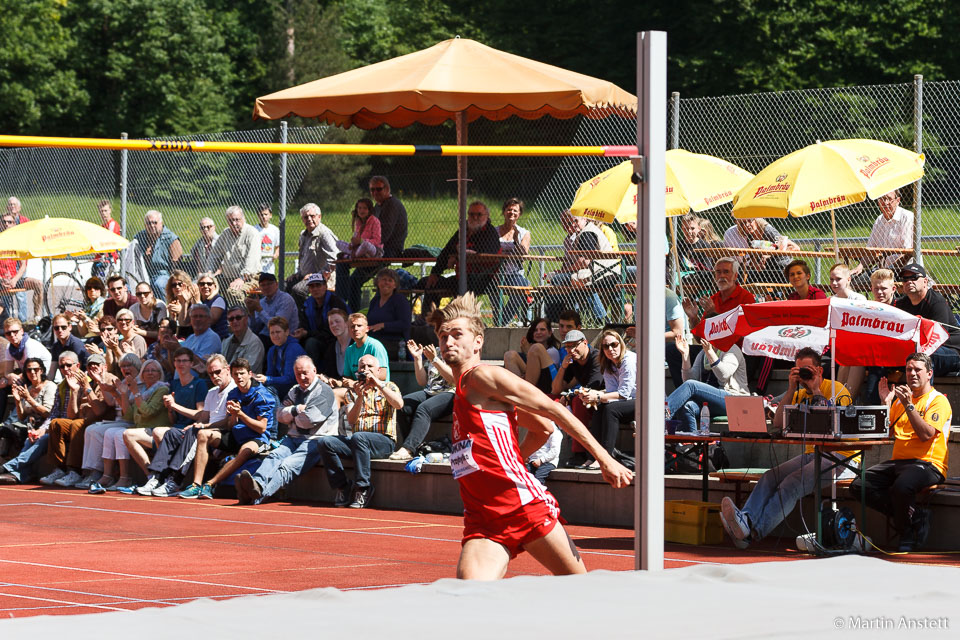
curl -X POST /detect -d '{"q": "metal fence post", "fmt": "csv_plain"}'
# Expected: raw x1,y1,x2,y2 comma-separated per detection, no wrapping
120,132,128,238
669,92,682,296
279,121,288,286
913,74,923,263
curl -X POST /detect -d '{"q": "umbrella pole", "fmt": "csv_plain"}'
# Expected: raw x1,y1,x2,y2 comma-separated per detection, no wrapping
456,112,468,296
831,208,839,258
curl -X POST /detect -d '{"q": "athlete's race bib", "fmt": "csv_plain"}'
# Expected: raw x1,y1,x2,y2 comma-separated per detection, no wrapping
450,436,480,479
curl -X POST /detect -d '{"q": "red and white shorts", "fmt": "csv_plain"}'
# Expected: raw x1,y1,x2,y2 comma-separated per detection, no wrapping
462,500,560,558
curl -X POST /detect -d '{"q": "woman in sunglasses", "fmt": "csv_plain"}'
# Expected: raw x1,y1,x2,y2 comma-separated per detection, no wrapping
577,330,636,470
113,309,148,360
0,318,52,422
164,269,199,338
69,277,106,338
129,281,167,343
196,272,229,338
0,357,56,459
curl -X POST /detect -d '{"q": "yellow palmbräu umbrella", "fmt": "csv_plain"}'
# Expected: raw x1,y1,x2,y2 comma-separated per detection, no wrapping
570,149,755,224
0,216,128,259
731,139,925,255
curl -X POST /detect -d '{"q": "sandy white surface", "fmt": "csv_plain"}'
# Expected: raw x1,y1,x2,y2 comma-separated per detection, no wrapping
2,556,958,639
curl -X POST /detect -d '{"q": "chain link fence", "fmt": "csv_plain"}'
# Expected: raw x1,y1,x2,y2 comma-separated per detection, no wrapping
2,76,958,326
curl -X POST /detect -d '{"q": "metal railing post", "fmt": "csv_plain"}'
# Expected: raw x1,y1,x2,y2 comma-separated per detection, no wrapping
120,132,128,238
913,74,923,264
279,121,288,286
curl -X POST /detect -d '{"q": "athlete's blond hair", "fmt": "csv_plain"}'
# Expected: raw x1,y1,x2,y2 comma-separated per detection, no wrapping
429,293,485,338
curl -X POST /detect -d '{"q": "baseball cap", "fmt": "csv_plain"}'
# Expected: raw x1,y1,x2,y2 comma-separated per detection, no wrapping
86,353,106,365
258,272,277,283
562,329,586,345
306,273,327,285
899,263,927,279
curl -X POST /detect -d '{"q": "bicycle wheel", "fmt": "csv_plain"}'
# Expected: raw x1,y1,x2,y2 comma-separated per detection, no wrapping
45,272,85,317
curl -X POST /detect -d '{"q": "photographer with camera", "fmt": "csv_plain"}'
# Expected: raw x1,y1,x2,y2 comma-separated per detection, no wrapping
317,354,403,509
719,347,853,550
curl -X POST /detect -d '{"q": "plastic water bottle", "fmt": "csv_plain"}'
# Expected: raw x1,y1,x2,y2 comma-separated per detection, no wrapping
398,340,406,361
699,402,711,436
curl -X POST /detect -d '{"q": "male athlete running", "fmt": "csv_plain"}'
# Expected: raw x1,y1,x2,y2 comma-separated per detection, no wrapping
431,294,634,580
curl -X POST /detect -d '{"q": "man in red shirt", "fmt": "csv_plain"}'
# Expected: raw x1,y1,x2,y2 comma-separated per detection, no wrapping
93,200,122,278
681,257,755,328
431,293,632,580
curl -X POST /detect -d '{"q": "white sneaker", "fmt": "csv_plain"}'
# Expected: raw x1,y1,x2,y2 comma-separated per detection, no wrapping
73,471,102,489
152,477,180,497
39,468,67,485
388,448,414,461
136,476,161,496
54,470,83,487
720,496,752,544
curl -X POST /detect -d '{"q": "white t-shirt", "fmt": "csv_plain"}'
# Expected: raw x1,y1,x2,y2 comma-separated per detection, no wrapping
256,223,280,273
203,380,237,423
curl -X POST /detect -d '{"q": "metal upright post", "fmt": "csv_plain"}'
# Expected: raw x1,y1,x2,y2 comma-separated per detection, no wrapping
456,113,468,295
913,75,923,263
120,132,128,238
669,92,682,297
635,30,668,572
279,121,289,287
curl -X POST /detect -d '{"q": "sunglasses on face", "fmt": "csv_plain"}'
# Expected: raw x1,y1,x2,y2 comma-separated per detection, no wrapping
901,274,922,282
25,367,42,372
53,324,70,330
369,186,385,192
208,368,223,376
170,282,183,288
117,318,132,324
602,342,619,350
198,281,214,286
109,286,125,292
4,329,21,337
226,315,245,322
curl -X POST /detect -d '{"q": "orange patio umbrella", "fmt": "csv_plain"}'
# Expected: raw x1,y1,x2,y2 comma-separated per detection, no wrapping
254,37,637,293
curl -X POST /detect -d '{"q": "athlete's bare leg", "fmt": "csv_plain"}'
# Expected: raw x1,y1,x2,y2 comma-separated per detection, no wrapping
523,523,586,575
457,538,511,580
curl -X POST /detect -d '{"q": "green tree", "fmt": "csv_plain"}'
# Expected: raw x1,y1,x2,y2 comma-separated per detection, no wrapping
0,0,87,134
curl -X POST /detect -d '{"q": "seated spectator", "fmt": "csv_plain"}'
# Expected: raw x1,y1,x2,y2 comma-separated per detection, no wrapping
294,273,349,367
418,200,501,315
255,204,280,274
246,271,298,347
0,214,42,324
828,263,865,300
207,205,262,302
667,335,748,433
318,354,402,508
131,348,207,495
254,316,307,399
165,270,200,338
551,329,604,468
390,341,454,462
145,354,235,497
343,313,389,381
0,425,47,484
114,309,148,359
84,315,120,374
69,277,106,338
503,317,562,394
367,268,411,351
189,218,218,276
663,286,688,389
526,424,562,485
221,306,265,374
236,356,339,505
545,209,620,324
0,357,56,461
336,197,382,259
102,275,136,319
48,314,89,380
720,348,853,549
894,263,960,376
90,359,169,494
134,210,183,297
289,203,339,302
578,330,636,470
0,317,52,420
496,197,532,324
42,353,116,488
851,353,950,552
850,190,913,290
148,318,178,378
323,309,352,380
723,217,800,282
192,273,228,339
785,259,827,300
178,358,276,500
871,268,897,305
129,281,167,343
68,353,142,490
182,304,222,364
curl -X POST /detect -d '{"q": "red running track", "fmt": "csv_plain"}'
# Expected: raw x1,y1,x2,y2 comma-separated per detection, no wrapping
0,483,907,619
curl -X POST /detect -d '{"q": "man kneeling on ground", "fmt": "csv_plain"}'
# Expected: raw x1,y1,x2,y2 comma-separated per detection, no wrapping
178,358,276,499
720,347,854,549
236,356,338,505
851,353,951,552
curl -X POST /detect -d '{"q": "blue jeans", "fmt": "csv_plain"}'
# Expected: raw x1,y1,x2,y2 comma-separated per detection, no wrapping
15,290,27,321
252,435,326,503
498,272,531,323
335,262,377,313
399,390,454,453
153,273,171,300
930,344,960,376
319,431,395,490
545,272,606,323
741,452,855,540
1,434,49,482
667,380,730,433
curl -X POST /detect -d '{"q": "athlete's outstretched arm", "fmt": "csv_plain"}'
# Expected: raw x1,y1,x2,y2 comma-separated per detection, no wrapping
464,366,633,488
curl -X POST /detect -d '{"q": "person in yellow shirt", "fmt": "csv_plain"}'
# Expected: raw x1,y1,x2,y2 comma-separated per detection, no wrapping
720,348,853,549
851,352,950,552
